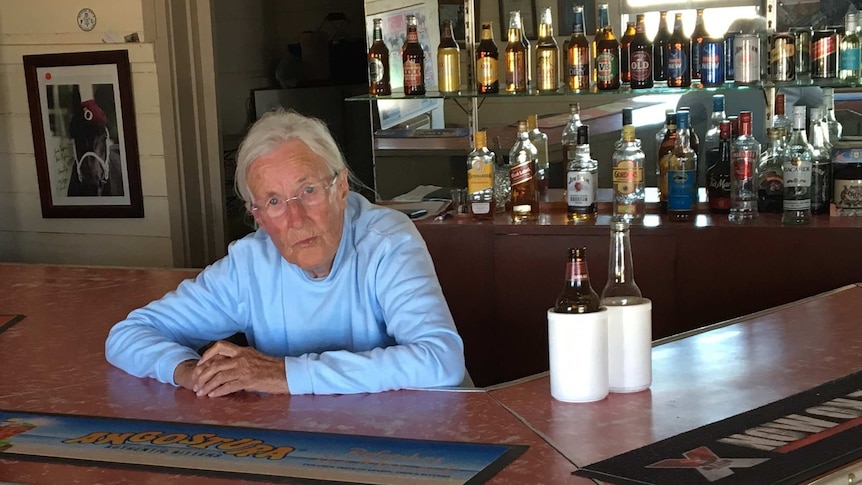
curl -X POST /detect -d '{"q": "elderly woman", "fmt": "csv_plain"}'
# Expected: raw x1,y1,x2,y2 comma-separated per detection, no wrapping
106,110,466,396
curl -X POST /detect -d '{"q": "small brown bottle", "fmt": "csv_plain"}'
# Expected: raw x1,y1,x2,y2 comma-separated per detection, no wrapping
402,14,426,95
368,18,391,95
554,247,601,314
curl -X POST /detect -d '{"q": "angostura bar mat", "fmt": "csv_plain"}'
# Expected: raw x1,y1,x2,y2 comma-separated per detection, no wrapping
576,369,862,485
0,410,526,484
0,315,25,335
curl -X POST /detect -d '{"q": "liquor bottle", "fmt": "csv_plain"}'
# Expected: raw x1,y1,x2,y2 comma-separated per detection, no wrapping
566,6,590,91
729,111,760,224
706,120,732,213
600,221,642,305
527,114,550,198
781,106,813,225
700,94,726,187
509,120,538,221
629,14,653,89
690,8,708,80
561,103,583,174
757,128,785,213
535,7,559,93
653,11,671,82
668,110,697,221
612,108,645,221
808,107,833,215
494,137,511,213
678,107,699,155
402,14,426,95
666,13,691,88
467,130,496,220
476,22,500,94
368,18,391,95
840,12,860,82
592,4,610,84
620,21,636,84
437,21,461,94
554,247,601,314
595,19,621,90
729,115,740,140
772,93,791,140
567,125,598,222
823,88,843,145
657,112,677,213
505,11,529,93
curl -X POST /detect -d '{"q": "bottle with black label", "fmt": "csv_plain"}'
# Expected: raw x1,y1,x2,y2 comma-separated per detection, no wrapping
706,120,732,213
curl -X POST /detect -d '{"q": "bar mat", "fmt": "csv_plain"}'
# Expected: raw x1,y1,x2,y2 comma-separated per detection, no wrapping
0,314,25,335
576,369,862,485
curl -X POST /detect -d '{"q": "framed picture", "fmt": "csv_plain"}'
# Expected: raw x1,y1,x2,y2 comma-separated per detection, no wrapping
439,0,482,42
23,50,143,218
499,0,537,40
557,0,596,36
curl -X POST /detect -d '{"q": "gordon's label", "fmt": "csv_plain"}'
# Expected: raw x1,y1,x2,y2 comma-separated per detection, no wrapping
567,171,596,207
613,160,643,195
477,57,498,84
468,159,494,194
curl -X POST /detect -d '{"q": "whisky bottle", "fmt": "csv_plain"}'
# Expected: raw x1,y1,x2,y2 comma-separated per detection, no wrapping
527,114,549,198
782,106,813,225
535,7,559,93
566,6,590,91
505,11,529,93
652,11,671,82
619,21,636,84
437,20,461,93
612,108,645,221
402,14,426,95
668,110,697,221
567,125,598,222
666,13,691,87
368,18,391,95
600,222,642,305
629,14,653,89
476,22,499,94
729,111,760,224
554,247,601,314
467,130,496,220
657,112,677,213
690,8,708,80
808,107,833,215
706,120,732,213
758,128,785,213
509,120,538,221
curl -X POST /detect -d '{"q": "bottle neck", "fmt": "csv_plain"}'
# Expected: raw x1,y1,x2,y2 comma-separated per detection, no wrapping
673,17,684,34
572,11,585,35
809,121,828,148
607,228,637,288
373,25,383,42
597,8,609,29
636,19,646,34
564,259,591,288
480,26,494,41
622,125,636,142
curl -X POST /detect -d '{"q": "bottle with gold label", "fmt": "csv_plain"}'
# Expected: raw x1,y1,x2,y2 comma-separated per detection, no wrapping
476,22,499,93
467,131,496,220
612,108,645,221
509,120,538,221
368,18,391,95
437,20,461,93
535,7,559,93
505,11,529,93
402,14,425,95
566,6,590,91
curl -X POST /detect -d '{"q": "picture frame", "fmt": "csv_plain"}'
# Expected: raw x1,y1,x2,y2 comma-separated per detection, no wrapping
438,0,468,42
23,50,143,218
499,0,537,40
557,0,596,36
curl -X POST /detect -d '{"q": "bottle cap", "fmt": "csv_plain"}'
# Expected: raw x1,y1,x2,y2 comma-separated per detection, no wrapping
712,94,725,112
527,114,539,130
676,110,689,129
518,120,528,132
719,120,732,139
577,125,589,144
621,108,633,126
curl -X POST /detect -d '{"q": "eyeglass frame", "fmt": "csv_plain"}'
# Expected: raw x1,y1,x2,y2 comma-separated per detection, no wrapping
249,171,341,218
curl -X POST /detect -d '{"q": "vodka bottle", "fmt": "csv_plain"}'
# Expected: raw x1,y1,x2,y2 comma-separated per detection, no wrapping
728,111,759,224
840,12,860,82
781,106,813,225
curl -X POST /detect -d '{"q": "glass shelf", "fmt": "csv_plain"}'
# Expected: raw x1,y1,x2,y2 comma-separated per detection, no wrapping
346,78,861,102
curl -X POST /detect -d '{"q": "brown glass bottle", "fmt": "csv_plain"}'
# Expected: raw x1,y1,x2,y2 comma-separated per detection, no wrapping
476,22,499,93
592,4,610,84
566,6,590,91
629,14,653,89
657,113,677,213
554,247,601,314
535,7,559,93
620,21,636,84
368,18,391,95
505,10,529,93
666,13,691,87
652,11,671,82
690,9,708,80
596,25,620,90
402,14,426,95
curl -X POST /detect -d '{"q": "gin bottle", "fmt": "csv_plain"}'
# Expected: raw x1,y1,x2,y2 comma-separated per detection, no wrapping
781,106,813,225
612,108,645,221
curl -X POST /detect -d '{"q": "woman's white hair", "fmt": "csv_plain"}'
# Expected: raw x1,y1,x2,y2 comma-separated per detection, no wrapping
235,109,347,206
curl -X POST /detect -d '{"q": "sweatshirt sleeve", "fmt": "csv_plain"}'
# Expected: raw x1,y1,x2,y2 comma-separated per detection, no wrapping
105,252,248,386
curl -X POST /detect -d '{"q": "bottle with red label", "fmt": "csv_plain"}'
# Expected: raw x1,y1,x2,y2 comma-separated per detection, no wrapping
629,14,653,89
729,111,759,224
402,14,426,95
508,120,538,222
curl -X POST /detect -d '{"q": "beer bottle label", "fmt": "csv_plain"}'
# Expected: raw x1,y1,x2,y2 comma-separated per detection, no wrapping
630,50,652,81
596,51,618,83
369,58,384,83
667,48,687,80
477,57,498,84
403,60,423,87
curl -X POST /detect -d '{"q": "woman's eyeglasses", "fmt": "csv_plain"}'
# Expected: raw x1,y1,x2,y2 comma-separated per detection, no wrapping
250,172,339,218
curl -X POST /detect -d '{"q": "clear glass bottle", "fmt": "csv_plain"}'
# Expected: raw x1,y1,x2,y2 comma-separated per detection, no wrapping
527,114,549,199
652,11,671,83
823,88,843,145
700,94,726,187
612,108,645,222
757,128,785,213
657,111,677,214
505,11,529,93
781,106,813,225
467,130,496,220
668,110,697,221
772,93,791,141
561,103,583,153
535,7,559,93
554,247,601,314
729,111,759,224
368,18,391,95
808,107,833,215
402,14,426,95
600,221,643,306
437,20,461,93
509,120,538,222
567,125,598,222
707,120,732,213
476,22,500,93
566,6,590,91
840,12,860,82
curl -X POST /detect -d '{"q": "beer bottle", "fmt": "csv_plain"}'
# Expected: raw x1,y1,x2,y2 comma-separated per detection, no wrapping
437,20,461,93
690,8,708,80
566,6,590,91
509,120,538,221
657,112,677,213
566,125,598,222
476,22,499,93
505,11,529,93
368,18,391,95
600,222,642,305
595,20,620,90
535,7,560,93
629,14,653,89
668,110,697,221
620,21,636,84
592,4,610,84
402,14,426,95
554,247,601,314
666,13,691,87
527,114,550,198
467,130,496,220
653,11,671,82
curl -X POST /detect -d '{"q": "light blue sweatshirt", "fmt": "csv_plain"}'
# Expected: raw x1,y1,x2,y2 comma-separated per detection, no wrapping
105,193,466,394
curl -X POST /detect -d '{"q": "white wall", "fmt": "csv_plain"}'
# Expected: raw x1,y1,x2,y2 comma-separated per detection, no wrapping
0,0,173,266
